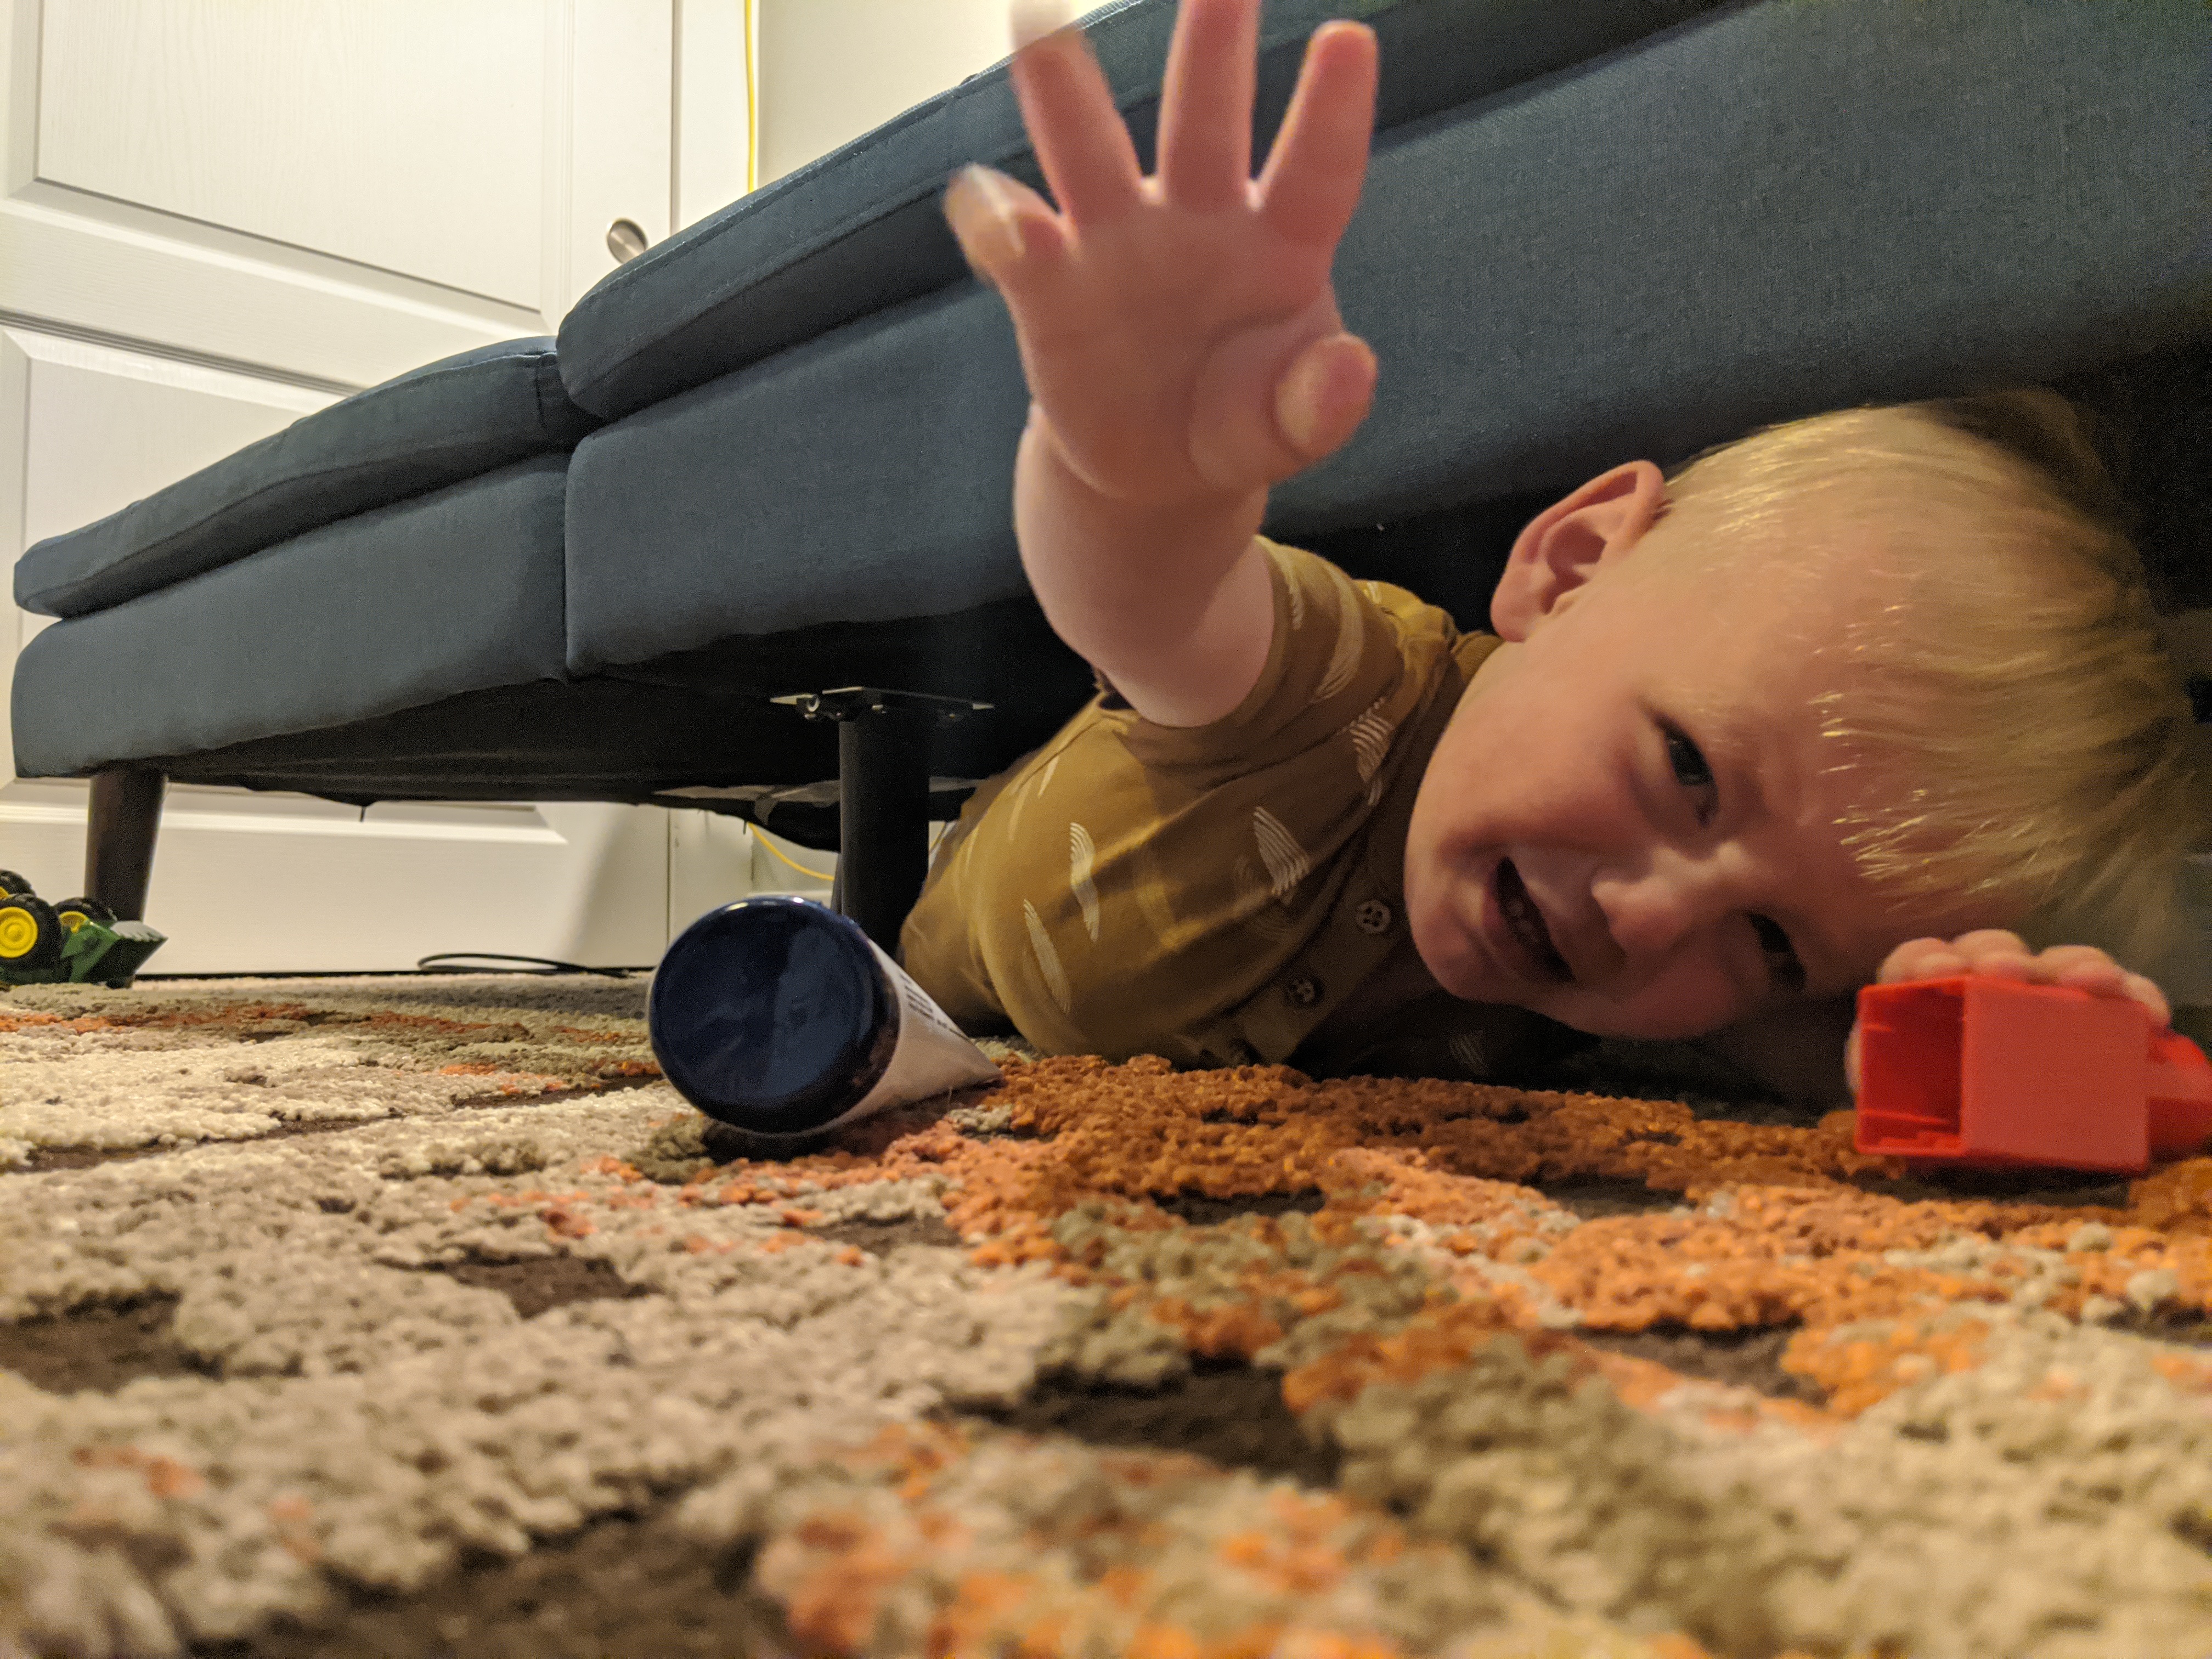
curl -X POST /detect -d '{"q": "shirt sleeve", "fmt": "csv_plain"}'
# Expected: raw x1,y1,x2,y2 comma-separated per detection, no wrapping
1108,539,1463,793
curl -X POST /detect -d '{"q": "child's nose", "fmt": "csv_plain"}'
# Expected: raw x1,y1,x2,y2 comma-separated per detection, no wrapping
1593,859,1727,963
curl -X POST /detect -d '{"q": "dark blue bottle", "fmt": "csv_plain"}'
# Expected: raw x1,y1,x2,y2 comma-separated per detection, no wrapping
648,896,1001,1137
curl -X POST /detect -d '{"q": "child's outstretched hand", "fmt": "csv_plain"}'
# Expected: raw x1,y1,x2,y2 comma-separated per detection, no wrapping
1846,929,2173,1096
945,0,1380,510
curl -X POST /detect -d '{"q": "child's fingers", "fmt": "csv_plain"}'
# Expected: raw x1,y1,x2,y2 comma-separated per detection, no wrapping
1939,930,2038,990
2041,949,2172,1026
1876,937,1963,983
1186,313,1373,489
2039,945,2125,988
1010,0,1074,48
944,166,1069,291
1008,15,1146,227
2047,956,2129,997
1949,928,2031,962
1258,20,1378,247
2123,971,2173,1029
1273,331,1376,460
1872,932,2172,1038
1157,0,1260,210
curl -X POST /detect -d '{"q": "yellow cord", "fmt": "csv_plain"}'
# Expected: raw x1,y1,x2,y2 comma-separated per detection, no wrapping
743,0,759,194
747,822,951,888
752,827,833,884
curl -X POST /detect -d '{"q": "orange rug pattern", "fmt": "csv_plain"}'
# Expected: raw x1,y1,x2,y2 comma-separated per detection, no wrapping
6,980,2210,1658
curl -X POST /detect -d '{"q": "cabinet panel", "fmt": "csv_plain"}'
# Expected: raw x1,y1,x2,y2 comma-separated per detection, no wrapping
36,0,549,307
0,1,730,969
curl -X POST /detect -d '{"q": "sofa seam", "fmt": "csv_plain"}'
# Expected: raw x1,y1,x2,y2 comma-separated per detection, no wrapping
569,4,1160,319
564,0,1635,402
568,0,1267,366
21,342,568,585
24,447,572,619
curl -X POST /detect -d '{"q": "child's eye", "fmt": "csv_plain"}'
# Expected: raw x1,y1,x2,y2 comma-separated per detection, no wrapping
1750,913,1807,995
1664,728,1712,789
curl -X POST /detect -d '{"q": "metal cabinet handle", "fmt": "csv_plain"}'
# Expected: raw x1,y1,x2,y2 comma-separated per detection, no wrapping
606,218,650,263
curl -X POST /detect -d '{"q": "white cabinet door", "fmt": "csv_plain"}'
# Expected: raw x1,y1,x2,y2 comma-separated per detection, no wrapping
0,0,735,973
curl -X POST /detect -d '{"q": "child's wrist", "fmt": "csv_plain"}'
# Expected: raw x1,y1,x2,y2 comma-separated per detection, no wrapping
1013,408,1270,678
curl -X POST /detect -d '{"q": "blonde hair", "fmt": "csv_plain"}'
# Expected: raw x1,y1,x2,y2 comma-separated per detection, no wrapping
1654,388,2208,973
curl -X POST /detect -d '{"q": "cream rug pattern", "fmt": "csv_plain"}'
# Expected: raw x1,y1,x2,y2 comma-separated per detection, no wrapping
5,974,2211,1659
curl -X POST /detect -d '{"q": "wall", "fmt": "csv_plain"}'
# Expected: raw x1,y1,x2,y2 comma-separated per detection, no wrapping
756,0,1013,185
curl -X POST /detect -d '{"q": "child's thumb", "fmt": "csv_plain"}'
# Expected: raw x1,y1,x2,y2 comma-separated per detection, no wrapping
1274,333,1377,462
944,165,1054,288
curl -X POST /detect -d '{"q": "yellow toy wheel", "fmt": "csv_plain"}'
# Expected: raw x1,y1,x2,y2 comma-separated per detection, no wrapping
0,891,62,970
53,896,116,933
0,869,29,898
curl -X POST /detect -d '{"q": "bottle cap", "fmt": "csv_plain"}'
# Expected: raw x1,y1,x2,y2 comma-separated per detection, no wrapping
648,896,895,1135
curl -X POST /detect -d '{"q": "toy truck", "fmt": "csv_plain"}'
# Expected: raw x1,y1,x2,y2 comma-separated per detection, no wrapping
0,870,166,989
1854,975,2212,1175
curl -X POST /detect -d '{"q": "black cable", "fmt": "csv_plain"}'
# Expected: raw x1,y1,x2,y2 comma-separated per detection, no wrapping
414,952,644,978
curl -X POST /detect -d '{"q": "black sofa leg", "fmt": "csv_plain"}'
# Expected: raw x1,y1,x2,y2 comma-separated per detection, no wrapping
773,687,991,952
837,708,932,951
86,767,165,920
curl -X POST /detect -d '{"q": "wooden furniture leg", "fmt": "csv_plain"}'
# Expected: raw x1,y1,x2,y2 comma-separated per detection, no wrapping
84,768,166,919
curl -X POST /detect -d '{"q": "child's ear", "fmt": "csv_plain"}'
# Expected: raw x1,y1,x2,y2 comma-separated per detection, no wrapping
1489,460,1668,640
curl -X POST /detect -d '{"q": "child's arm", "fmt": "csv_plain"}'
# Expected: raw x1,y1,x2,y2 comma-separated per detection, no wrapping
1846,929,2172,1096
944,0,1380,727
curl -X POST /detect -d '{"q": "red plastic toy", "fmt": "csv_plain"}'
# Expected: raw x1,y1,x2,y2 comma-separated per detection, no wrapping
1854,976,2212,1175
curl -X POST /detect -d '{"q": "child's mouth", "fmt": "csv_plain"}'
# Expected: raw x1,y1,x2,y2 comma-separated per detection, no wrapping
1494,859,1573,984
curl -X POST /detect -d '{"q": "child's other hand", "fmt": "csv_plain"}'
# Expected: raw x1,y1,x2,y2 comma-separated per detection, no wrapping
1875,930,2171,1026
1846,929,2172,1096
945,0,1380,510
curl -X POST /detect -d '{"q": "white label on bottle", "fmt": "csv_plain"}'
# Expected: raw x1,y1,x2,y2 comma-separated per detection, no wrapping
823,941,1005,1127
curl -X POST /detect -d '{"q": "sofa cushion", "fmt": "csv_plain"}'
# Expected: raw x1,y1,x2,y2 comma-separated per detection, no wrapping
10,456,569,777
563,289,1029,675
553,0,1723,421
1283,0,2212,533
1272,0,2212,530
562,0,2210,676
14,338,596,620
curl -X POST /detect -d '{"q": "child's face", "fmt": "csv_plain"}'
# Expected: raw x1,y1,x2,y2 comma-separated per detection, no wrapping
1403,462,2001,1040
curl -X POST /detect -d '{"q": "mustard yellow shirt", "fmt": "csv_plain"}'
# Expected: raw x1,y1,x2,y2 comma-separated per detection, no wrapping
899,539,1579,1079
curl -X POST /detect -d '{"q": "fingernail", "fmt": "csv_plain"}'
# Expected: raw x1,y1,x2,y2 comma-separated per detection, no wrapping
945,165,1023,272
1277,349,1331,455
1011,0,1076,51
1276,336,1369,456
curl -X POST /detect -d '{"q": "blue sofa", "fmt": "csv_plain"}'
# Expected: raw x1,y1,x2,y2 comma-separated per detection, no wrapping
14,0,2209,945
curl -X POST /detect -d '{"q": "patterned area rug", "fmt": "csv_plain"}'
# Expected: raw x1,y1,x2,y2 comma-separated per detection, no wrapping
5,974,2211,1658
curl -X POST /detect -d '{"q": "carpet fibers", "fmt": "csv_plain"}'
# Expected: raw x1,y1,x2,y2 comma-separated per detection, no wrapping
4,975,2211,1658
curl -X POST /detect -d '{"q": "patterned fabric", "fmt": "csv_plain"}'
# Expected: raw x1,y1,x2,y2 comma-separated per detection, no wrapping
900,541,1577,1078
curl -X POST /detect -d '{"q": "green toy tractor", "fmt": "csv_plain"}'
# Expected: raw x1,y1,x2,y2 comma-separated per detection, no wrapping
0,870,166,988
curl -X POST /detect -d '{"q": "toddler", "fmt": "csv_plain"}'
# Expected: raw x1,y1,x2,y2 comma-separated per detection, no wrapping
900,0,2204,1097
